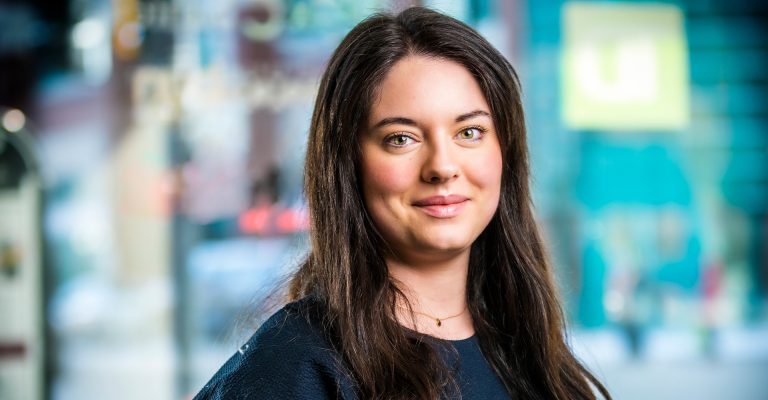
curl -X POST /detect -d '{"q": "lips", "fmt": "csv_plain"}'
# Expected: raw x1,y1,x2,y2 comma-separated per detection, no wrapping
412,195,469,218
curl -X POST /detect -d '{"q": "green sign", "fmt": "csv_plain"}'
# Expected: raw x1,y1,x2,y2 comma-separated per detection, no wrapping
561,3,689,130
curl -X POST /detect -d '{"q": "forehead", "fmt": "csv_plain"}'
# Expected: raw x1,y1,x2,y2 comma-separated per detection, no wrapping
368,55,490,126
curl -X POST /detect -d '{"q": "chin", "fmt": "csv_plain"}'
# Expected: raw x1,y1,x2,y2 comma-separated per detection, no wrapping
417,234,474,254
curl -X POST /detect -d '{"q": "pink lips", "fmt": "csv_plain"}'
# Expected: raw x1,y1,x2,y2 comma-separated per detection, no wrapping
412,195,469,218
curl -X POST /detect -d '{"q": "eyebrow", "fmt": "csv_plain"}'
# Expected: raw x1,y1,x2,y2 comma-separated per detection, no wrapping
372,116,418,129
371,109,491,130
455,110,491,123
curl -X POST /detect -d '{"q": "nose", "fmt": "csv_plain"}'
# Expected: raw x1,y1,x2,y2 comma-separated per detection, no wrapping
420,141,459,184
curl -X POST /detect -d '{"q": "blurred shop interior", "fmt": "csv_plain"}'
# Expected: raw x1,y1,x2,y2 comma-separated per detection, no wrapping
0,0,766,399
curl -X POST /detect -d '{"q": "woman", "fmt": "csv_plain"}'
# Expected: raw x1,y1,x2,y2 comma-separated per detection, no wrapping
196,6,610,400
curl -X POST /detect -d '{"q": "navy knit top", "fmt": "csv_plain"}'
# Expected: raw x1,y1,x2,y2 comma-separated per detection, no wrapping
194,298,509,399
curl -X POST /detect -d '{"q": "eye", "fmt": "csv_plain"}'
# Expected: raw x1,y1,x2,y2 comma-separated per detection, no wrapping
384,134,415,147
456,126,486,141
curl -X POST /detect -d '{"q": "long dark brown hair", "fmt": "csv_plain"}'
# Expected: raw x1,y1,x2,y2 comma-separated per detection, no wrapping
289,6,610,400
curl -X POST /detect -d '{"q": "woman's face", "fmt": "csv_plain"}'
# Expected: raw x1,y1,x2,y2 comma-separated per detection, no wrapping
359,55,503,264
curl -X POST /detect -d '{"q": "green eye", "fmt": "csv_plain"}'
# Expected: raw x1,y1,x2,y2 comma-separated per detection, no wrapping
386,134,414,147
458,127,484,141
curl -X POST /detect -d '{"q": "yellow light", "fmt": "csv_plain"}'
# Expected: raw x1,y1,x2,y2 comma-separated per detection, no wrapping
2,109,26,133
561,3,690,131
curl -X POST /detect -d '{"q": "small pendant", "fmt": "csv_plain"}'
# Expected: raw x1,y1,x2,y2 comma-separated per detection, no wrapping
436,319,442,327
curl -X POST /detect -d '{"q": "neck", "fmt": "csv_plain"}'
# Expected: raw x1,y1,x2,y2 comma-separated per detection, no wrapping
387,249,474,340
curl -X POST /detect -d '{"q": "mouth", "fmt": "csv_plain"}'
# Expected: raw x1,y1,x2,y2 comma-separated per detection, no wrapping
412,195,469,218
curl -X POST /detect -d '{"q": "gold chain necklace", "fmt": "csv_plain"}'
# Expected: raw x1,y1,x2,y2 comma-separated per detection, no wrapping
398,305,467,327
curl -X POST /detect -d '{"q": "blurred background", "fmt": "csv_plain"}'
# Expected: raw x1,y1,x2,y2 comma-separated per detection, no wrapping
0,0,766,399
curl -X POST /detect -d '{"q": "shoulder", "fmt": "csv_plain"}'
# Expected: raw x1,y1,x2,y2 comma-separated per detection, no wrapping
194,298,355,400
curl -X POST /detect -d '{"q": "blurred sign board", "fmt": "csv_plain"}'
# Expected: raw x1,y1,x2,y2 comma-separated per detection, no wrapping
561,3,690,130
0,112,44,400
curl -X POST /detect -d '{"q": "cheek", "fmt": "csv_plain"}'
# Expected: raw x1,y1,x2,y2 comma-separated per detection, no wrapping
360,155,416,201
490,154,504,194
470,147,503,204
360,156,416,240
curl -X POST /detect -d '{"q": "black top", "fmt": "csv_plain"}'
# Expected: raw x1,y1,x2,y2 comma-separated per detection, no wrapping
194,298,509,399
448,336,510,399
